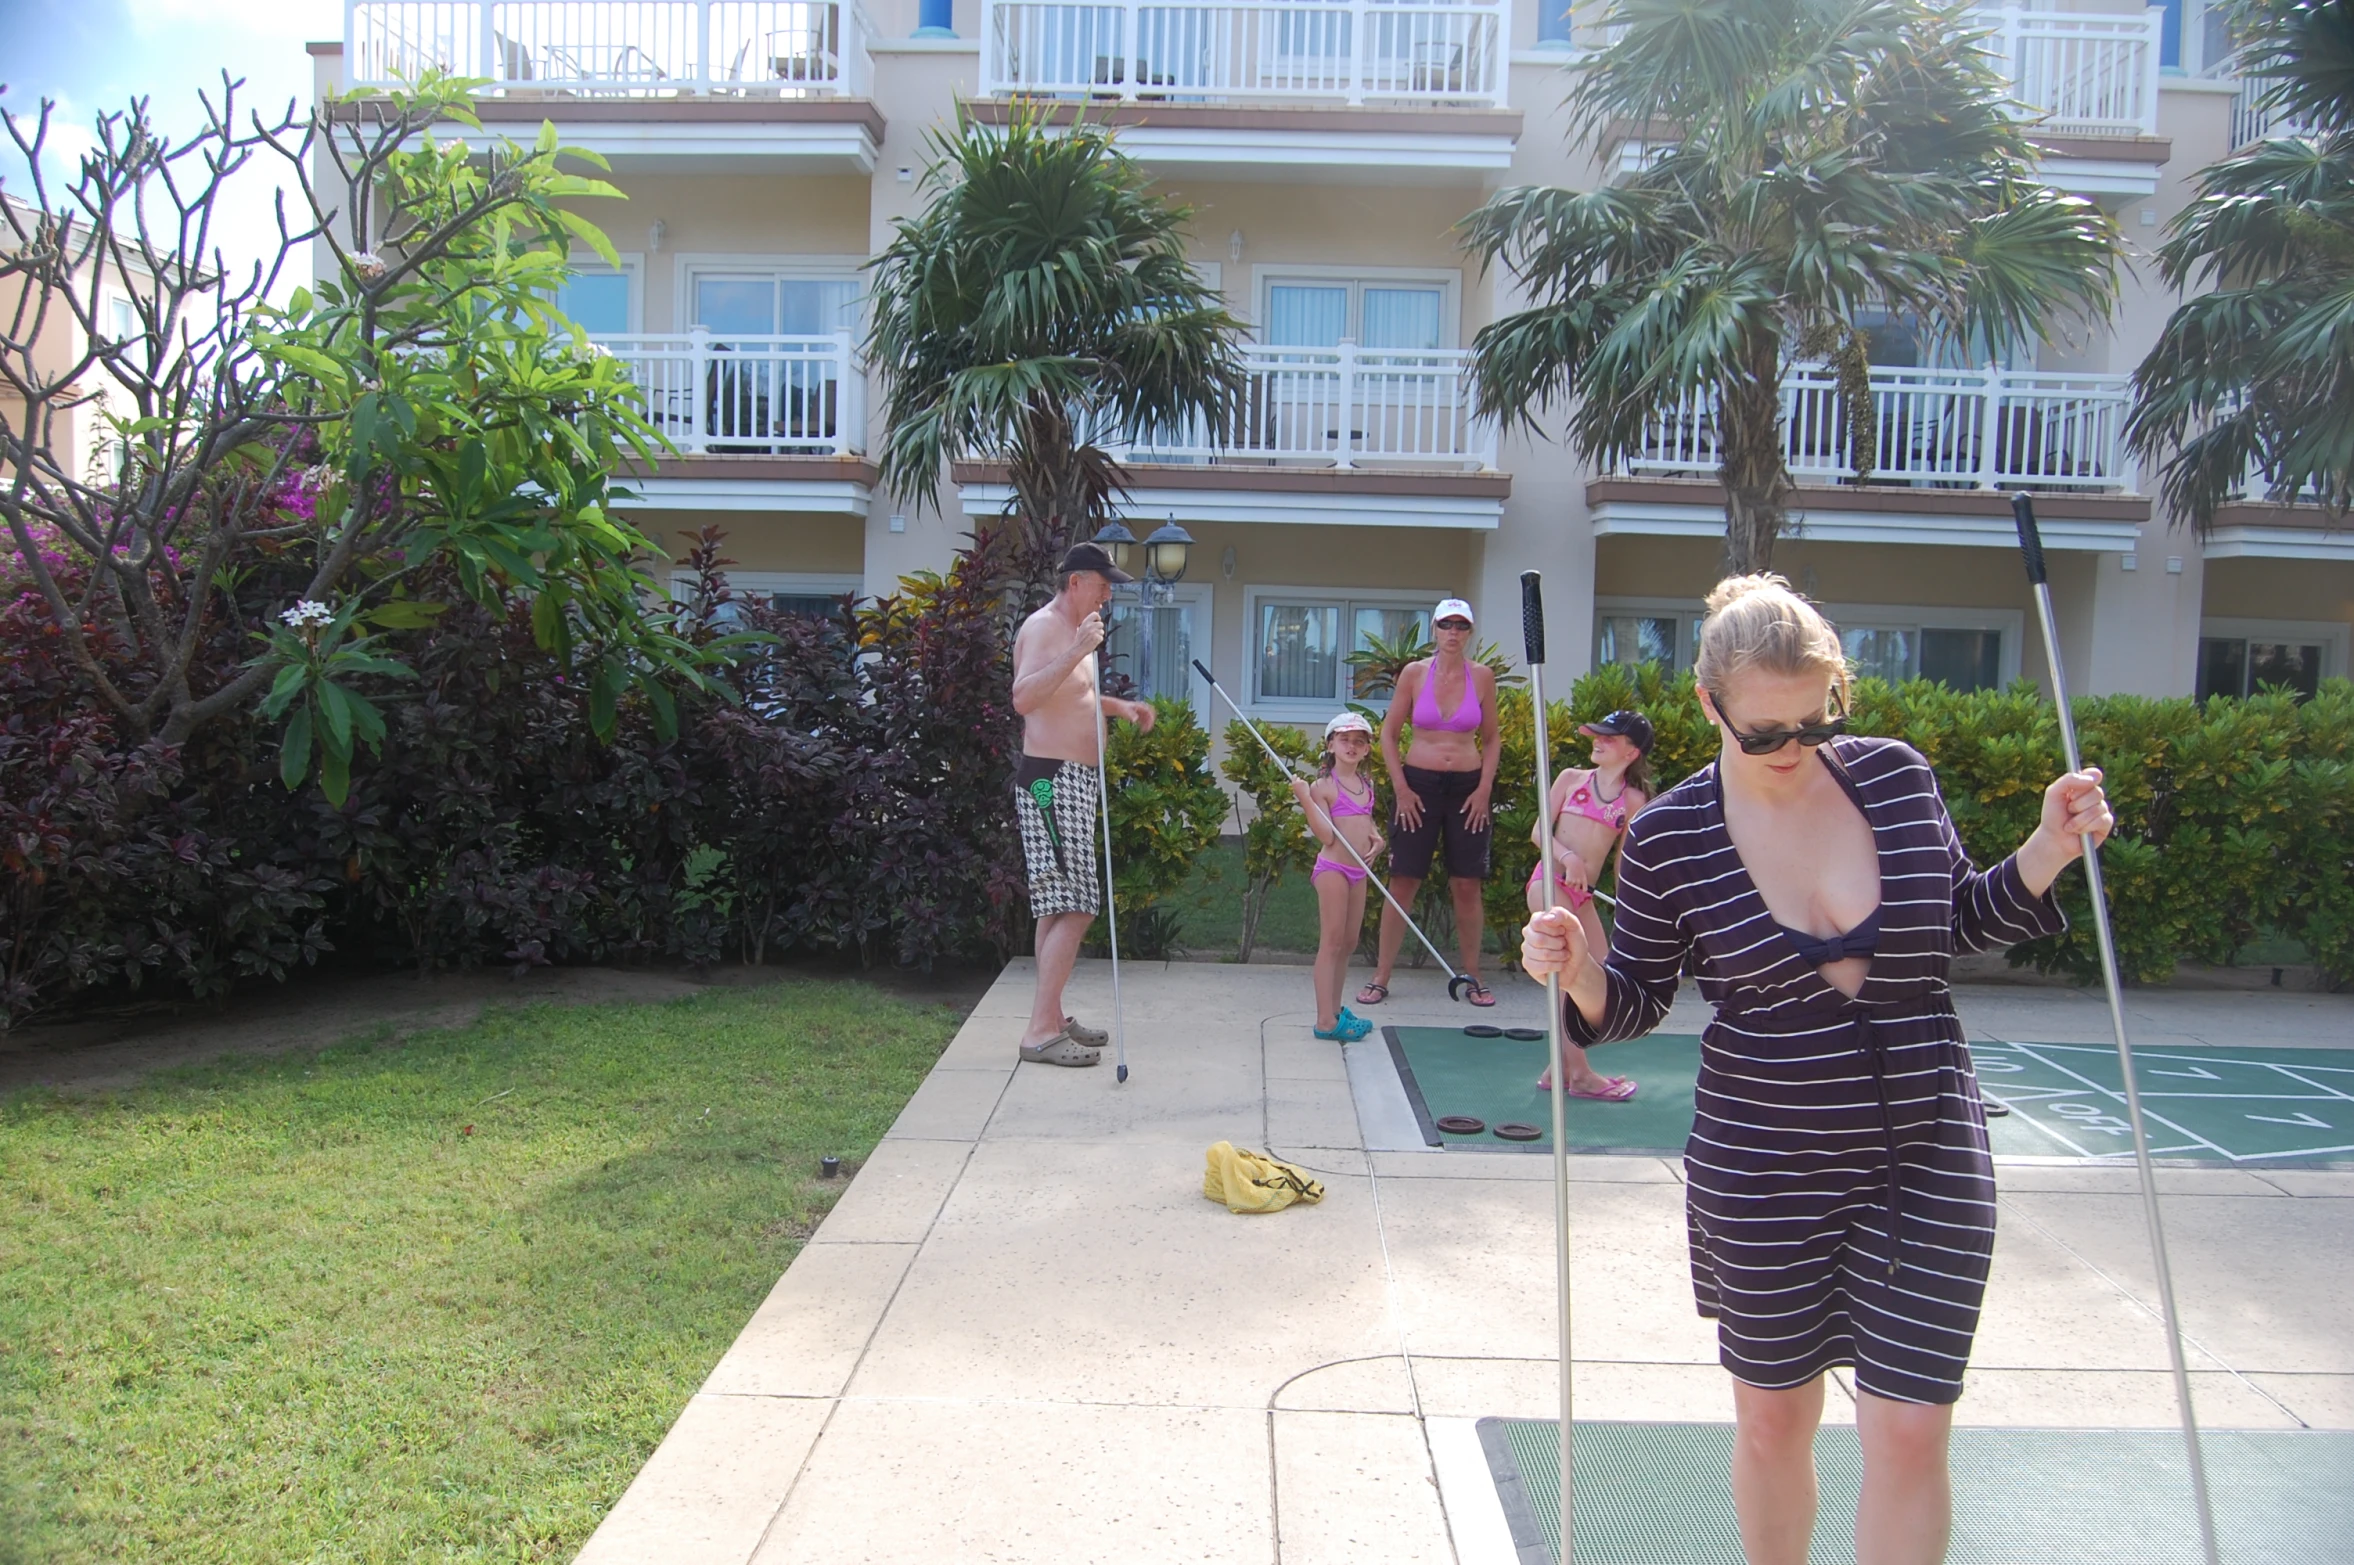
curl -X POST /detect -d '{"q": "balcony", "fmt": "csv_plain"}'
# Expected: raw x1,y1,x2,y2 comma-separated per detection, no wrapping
1120,343,1494,470
345,1,874,96
1622,364,2135,493
599,331,874,512
981,0,1507,108
1982,5,2162,139
2229,75,2318,148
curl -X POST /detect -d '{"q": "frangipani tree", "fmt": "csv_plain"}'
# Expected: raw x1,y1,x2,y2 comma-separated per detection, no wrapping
1,73,707,804
864,103,1243,594
2129,0,2354,526
1461,0,2121,573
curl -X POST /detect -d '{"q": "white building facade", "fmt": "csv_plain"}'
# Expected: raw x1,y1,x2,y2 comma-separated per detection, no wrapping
314,0,2352,717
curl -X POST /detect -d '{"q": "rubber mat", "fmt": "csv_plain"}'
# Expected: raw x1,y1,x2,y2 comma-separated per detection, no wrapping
1478,1419,2354,1564
1385,1026,1699,1153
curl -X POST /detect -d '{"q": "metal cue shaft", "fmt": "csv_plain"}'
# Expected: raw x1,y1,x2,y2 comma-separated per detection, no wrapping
2012,496,2219,1565
1521,571,1575,1563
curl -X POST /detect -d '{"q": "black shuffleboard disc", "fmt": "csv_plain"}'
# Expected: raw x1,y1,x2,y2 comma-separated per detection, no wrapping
1436,1115,1487,1135
1494,1122,1544,1142
1503,1026,1544,1041
1463,1024,1504,1039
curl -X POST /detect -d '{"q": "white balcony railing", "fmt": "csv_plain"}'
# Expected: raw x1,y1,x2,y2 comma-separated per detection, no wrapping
981,0,1508,108
601,331,864,457
1118,343,1494,470
1623,365,2135,492
2229,74,2318,147
345,2,874,97
1980,5,2163,138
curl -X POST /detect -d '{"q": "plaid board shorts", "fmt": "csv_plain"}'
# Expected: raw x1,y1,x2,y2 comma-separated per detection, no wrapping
1014,754,1101,920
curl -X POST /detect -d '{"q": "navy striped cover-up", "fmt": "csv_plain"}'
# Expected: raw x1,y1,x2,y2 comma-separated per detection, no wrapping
1564,736,2065,1405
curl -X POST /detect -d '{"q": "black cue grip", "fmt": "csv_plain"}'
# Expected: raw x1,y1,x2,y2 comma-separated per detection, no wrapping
2010,493,2049,587
1191,658,1215,684
1519,570,1546,666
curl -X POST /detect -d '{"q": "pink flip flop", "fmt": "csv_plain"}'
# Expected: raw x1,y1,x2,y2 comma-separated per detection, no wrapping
1565,1076,1639,1102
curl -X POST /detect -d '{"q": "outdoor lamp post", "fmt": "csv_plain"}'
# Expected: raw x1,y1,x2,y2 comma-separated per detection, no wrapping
1090,519,1193,699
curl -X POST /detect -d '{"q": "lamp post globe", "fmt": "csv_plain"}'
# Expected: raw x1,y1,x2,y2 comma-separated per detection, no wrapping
1090,520,1137,576
1144,520,1194,585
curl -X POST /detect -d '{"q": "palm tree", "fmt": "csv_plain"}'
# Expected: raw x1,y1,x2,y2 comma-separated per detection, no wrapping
1460,0,2121,574
2128,0,2354,527
865,103,1244,589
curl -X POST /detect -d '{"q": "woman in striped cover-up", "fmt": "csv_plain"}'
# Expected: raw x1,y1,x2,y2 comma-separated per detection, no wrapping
1520,575,2113,1565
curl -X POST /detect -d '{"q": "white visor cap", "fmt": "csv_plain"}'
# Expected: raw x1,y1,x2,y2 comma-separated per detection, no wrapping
1432,598,1475,626
1325,711,1374,739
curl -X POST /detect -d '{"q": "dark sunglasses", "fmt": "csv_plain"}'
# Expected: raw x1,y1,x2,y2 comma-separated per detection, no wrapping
1711,690,1848,756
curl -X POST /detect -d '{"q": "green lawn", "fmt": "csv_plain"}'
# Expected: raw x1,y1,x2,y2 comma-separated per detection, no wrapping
0,981,956,1563
1160,839,1503,962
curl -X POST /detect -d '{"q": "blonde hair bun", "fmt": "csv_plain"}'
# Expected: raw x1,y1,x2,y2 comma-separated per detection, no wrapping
1694,573,1851,701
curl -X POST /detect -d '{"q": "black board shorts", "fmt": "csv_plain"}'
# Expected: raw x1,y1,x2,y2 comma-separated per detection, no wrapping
1388,764,1491,880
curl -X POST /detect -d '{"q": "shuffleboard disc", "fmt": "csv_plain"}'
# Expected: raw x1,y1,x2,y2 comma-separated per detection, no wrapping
1503,1026,1544,1041
1436,1115,1486,1135
1493,1122,1543,1142
1463,1023,1504,1039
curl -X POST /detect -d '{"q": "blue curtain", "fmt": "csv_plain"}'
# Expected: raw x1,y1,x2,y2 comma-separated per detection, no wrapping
1266,285,1348,347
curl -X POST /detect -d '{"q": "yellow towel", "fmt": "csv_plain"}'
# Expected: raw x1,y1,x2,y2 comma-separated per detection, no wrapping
1203,1141,1325,1214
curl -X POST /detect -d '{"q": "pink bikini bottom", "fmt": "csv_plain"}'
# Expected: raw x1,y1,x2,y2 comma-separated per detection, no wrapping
1526,864,1594,910
1313,854,1369,885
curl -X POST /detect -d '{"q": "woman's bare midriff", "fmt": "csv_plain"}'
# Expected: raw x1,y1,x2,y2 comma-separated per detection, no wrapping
1543,773,1624,874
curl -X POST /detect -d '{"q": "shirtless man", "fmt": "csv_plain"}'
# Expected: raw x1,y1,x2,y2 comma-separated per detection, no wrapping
1009,542,1158,1066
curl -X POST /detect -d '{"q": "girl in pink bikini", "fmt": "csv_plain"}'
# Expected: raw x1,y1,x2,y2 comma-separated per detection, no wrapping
1292,712,1387,1042
1526,709,1655,1099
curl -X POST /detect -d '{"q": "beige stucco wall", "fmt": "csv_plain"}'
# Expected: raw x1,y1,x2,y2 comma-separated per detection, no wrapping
641,512,868,577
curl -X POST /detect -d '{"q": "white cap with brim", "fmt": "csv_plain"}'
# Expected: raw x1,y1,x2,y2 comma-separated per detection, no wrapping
1325,711,1374,738
1433,597,1475,625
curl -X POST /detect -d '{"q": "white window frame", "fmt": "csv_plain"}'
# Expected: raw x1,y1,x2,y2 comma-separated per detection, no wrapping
1241,585,1444,719
557,251,644,334
1248,265,1462,348
1822,602,2025,689
2197,617,2350,693
1103,582,1214,712
675,254,867,337
1593,596,1705,671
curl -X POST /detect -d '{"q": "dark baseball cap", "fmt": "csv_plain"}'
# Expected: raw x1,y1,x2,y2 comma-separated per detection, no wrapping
1058,542,1135,583
1580,709,1655,754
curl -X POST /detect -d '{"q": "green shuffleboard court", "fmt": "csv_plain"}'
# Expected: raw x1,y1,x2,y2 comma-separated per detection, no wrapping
1479,1419,2354,1564
1385,1026,2354,1168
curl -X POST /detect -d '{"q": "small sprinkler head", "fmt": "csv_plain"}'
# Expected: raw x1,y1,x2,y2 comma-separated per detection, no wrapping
820,1155,841,1179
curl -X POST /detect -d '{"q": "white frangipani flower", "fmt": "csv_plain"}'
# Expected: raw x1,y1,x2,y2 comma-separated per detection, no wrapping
280,600,335,629
349,251,388,280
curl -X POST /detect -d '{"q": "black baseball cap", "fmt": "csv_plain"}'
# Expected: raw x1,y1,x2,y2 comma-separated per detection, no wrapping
1580,709,1656,755
1058,542,1135,583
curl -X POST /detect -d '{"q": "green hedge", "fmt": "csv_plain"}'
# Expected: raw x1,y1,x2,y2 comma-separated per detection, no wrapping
1215,673,2354,988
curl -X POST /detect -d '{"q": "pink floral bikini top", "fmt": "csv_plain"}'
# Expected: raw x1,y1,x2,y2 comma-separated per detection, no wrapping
1551,774,1631,833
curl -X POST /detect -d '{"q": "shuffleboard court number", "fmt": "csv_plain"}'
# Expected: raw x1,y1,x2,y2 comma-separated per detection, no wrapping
2047,1100,2133,1136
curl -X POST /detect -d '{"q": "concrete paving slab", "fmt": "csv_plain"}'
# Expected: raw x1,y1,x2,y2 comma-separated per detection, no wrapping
2001,1192,2354,1373
1263,1026,1353,1084
2254,1170,2354,1198
2244,1372,2354,1429
1953,1368,2300,1429
882,1066,1011,1141
982,1037,1269,1145
1975,1207,2225,1373
747,1399,1272,1565
1992,1164,2292,1197
845,1139,1395,1408
573,1393,826,1565
1406,1356,1843,1425
1377,1177,1716,1365
1369,1151,1682,1183
1270,1354,1419,1414
1272,1410,1454,1565
1266,1074,1366,1151
700,1243,917,1399
806,1139,970,1246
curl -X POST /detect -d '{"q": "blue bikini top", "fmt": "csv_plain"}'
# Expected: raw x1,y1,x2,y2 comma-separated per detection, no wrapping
1778,905,1883,966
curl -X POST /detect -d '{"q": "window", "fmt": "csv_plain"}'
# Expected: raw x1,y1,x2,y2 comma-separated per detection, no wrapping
1247,590,1434,711
670,571,860,624
1259,272,1455,349
555,268,633,335
1832,608,2018,691
691,271,859,337
2196,619,2345,700
107,294,140,344
1103,587,1210,705
1594,600,1704,672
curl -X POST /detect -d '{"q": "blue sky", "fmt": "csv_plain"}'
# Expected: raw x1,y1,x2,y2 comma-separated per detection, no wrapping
1,0,339,284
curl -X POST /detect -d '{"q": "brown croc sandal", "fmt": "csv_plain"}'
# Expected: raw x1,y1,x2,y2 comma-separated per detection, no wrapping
1019,1029,1101,1067
1064,1016,1108,1046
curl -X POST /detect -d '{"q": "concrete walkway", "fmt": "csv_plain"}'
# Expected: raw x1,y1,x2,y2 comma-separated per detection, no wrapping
576,962,2354,1564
